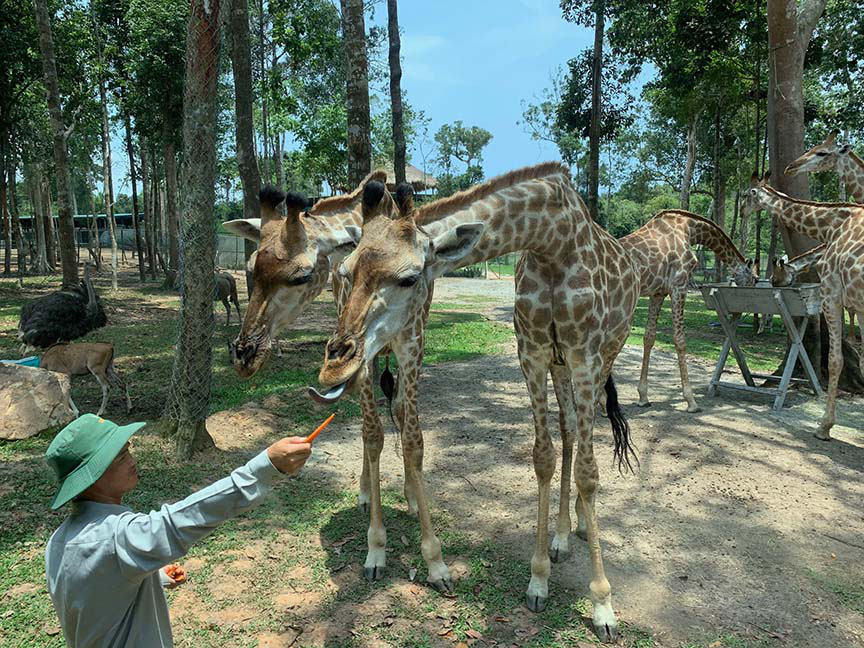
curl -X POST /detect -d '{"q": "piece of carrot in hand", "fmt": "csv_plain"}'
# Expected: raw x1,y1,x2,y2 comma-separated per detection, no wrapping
304,413,335,443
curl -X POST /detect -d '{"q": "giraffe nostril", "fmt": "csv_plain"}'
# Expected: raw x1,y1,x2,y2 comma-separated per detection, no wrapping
327,337,357,361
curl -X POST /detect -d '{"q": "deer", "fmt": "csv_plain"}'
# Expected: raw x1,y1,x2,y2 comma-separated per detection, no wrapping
39,343,132,417
215,271,242,326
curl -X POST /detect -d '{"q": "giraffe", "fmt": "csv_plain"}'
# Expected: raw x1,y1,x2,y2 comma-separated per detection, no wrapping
618,210,757,412
223,171,422,514
742,175,864,440
770,244,826,287
785,131,864,339
785,131,864,203
312,163,640,641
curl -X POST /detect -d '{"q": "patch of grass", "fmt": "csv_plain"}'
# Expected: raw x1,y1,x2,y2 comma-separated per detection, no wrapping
811,570,864,615
627,295,789,373
424,311,512,364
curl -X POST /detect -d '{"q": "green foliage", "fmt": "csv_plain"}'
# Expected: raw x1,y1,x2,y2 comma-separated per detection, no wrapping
434,120,493,172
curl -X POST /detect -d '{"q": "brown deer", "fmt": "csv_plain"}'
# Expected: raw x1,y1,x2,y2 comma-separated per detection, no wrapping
39,343,132,417
215,271,242,326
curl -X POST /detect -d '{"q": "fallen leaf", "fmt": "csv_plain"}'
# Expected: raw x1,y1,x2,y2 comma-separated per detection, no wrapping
466,629,483,639
408,567,417,582
381,617,395,627
401,535,409,546
455,643,469,648
438,626,452,636
44,626,61,636
331,534,357,548
1,610,13,619
494,616,510,623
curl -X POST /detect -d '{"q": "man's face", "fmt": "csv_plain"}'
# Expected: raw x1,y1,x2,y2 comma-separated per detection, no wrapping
97,442,139,496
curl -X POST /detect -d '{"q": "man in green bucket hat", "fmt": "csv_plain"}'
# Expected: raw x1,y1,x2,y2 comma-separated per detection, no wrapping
44,413,312,647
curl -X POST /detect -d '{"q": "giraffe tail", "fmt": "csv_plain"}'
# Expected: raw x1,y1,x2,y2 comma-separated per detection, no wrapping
604,375,638,474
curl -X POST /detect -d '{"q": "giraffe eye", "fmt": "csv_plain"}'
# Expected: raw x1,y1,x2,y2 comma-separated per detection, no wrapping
397,275,420,288
816,151,828,157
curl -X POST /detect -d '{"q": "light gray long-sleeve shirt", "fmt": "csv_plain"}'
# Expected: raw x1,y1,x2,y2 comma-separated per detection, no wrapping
45,450,281,648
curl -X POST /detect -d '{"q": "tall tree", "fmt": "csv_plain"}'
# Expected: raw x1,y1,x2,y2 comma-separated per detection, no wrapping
387,0,406,184
766,0,828,256
124,114,146,280
165,0,222,455
33,0,77,287
230,0,261,296
341,0,371,187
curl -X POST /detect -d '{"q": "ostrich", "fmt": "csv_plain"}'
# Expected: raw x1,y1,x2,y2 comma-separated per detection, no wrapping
18,263,108,351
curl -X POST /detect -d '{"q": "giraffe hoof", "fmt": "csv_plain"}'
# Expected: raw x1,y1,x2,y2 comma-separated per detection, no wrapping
549,539,570,563
686,404,702,413
594,621,618,643
525,594,547,613
364,565,384,582
428,577,454,594
357,499,370,515
814,429,832,441
636,400,651,408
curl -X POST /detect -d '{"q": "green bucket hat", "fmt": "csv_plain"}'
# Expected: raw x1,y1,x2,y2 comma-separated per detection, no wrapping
45,414,146,510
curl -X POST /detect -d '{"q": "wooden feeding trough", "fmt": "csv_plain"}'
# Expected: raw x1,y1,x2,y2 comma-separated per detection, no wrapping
700,282,823,410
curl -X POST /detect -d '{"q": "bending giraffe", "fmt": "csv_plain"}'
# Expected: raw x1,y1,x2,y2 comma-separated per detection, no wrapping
224,172,425,514
619,210,757,412
770,245,826,287
785,131,863,340
742,175,864,440
313,164,640,642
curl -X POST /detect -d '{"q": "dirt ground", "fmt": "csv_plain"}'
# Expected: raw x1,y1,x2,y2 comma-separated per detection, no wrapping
208,277,864,648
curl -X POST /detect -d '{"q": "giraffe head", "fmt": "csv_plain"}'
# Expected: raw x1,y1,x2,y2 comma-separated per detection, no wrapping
311,182,484,402
785,131,852,176
225,186,363,378
731,258,759,287
770,256,795,287
740,173,773,218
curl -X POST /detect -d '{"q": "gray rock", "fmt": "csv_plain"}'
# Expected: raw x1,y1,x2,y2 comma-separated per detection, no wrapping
0,364,75,440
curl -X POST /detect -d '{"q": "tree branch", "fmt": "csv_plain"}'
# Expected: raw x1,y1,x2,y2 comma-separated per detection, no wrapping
63,101,84,140
798,0,828,49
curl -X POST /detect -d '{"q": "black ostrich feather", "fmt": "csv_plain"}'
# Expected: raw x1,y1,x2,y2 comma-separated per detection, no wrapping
18,278,107,349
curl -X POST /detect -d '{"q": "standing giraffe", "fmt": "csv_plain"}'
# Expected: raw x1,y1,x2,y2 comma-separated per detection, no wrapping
785,132,863,339
313,164,639,641
224,172,423,513
619,210,757,412
742,175,864,440
770,244,826,287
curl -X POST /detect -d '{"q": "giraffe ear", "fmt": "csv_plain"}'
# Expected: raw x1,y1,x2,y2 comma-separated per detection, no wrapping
223,218,262,243
749,173,760,188
425,223,485,279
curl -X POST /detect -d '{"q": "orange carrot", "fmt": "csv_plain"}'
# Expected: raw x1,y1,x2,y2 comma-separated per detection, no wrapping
304,413,335,443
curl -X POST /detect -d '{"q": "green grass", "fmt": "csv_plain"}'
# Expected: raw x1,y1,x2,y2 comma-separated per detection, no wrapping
627,295,790,373
811,570,864,615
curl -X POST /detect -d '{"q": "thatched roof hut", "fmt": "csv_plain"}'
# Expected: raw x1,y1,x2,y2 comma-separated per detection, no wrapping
382,163,438,192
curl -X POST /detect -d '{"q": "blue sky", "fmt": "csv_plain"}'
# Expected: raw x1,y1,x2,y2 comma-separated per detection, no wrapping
376,0,596,178
107,1,602,197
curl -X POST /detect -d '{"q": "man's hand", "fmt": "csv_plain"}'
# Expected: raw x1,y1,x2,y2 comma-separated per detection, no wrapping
267,437,312,475
163,564,187,589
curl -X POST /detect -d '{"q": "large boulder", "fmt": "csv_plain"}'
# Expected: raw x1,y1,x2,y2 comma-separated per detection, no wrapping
0,363,75,440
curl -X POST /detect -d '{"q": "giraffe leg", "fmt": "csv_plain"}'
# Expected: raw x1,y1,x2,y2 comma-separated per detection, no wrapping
571,369,618,642
846,309,856,343
637,295,664,407
670,288,700,412
518,354,555,612
393,344,452,592
857,310,864,377
550,364,576,561
393,392,419,515
357,449,371,514
357,377,388,580
817,300,844,441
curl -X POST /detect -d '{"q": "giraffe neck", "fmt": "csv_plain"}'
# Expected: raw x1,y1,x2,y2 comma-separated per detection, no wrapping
837,151,864,203
420,167,585,266
786,244,826,272
760,187,859,244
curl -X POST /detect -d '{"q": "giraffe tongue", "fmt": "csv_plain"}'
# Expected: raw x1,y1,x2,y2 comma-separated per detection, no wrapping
307,382,346,404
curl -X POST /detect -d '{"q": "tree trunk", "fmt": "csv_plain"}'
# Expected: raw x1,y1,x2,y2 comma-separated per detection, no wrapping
28,167,48,273
1,137,9,276
98,72,118,290
141,145,157,279
166,0,223,456
9,161,26,282
256,0,270,185
163,132,180,272
229,0,261,297
712,109,726,281
274,132,284,189
86,171,101,269
33,0,77,288
587,0,604,224
766,0,826,257
388,0,406,185
341,0,372,188
123,114,146,281
41,176,56,269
